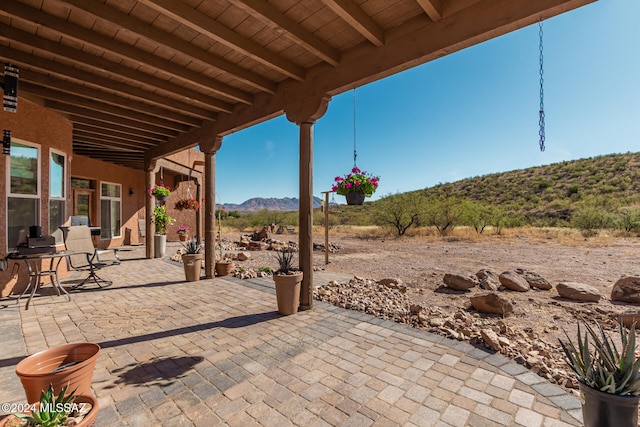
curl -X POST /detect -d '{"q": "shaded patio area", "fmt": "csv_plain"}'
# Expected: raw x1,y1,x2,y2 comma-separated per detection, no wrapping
0,247,583,426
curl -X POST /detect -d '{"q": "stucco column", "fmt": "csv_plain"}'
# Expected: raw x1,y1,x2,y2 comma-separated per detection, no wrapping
144,158,157,259
285,95,331,311
201,136,223,278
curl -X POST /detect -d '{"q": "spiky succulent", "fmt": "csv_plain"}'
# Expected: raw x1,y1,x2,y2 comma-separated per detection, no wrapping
15,384,77,426
181,237,202,254
559,318,640,395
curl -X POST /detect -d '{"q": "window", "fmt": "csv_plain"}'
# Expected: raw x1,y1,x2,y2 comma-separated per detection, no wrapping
7,140,40,250
100,182,121,239
49,150,66,239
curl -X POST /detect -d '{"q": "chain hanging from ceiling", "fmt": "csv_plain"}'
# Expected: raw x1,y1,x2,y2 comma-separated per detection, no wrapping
538,18,546,152
353,88,358,167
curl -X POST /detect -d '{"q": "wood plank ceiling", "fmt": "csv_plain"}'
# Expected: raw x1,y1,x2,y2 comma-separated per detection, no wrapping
0,0,595,170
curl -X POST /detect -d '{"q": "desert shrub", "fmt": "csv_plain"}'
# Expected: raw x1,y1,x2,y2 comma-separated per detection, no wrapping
571,205,613,237
613,207,640,233
460,201,492,234
374,192,422,236
422,197,463,237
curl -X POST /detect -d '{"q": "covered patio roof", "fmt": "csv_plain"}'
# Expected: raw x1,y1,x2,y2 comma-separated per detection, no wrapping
1,0,594,170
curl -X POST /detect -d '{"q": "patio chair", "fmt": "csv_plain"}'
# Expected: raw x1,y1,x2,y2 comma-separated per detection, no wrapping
63,225,119,289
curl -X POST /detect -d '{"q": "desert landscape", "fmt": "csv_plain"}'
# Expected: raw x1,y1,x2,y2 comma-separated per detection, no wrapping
217,227,640,393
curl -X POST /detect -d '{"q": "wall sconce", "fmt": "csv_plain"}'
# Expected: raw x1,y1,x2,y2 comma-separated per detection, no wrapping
2,129,10,155
129,188,134,197
3,63,19,113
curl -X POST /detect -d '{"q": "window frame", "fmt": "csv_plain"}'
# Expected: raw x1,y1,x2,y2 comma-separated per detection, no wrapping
48,148,67,237
6,139,41,251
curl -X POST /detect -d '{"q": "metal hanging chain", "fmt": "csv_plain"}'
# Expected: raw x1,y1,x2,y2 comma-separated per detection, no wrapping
353,88,358,167
538,19,546,152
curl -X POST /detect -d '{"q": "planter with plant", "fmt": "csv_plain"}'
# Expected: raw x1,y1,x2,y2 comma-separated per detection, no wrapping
147,183,171,201
331,166,379,205
272,247,303,315
181,238,203,282
152,206,174,258
559,318,640,427
176,225,190,242
0,384,98,427
175,198,200,211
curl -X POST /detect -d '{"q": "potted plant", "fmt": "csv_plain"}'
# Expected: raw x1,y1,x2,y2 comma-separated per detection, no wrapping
15,343,100,404
147,183,171,201
176,225,190,242
175,198,200,211
272,247,303,315
181,238,203,282
152,206,174,258
332,166,379,205
559,318,640,427
214,209,233,276
0,384,99,427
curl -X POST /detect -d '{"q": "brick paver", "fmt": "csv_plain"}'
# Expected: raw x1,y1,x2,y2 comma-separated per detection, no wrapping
0,244,584,426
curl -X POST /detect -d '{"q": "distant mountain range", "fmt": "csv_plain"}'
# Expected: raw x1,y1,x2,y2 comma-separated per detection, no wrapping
223,196,323,212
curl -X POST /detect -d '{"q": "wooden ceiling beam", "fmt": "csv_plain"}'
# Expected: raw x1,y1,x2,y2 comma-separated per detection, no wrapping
47,101,183,137
231,0,340,66
0,1,251,105
138,0,305,81
20,81,203,128
416,0,443,21
322,0,385,47
57,0,276,94
0,25,234,113
74,126,158,147
72,134,147,152
69,116,168,142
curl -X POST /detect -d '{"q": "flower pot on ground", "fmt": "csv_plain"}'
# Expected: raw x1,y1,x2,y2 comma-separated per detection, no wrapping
15,343,100,404
332,166,379,206
181,238,203,282
559,319,640,427
0,385,99,427
176,225,190,242
273,247,303,315
215,261,234,277
152,206,174,258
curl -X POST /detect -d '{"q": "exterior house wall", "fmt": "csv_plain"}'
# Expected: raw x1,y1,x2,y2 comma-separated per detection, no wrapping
1,98,73,296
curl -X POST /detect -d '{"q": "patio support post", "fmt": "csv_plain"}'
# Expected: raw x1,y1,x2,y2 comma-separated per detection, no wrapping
144,158,157,259
201,136,223,278
285,95,331,311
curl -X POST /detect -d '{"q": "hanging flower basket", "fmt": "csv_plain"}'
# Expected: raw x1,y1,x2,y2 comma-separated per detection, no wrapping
148,183,171,200
332,167,379,205
175,198,200,211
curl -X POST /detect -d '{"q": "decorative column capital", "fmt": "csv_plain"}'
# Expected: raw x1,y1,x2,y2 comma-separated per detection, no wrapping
285,94,331,125
200,135,223,154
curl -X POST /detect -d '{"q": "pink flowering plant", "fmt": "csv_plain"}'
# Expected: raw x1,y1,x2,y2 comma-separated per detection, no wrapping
332,167,379,197
148,183,171,198
176,225,190,236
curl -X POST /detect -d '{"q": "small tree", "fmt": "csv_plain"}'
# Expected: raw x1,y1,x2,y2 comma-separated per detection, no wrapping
461,201,492,234
571,205,612,237
374,193,421,236
422,196,463,237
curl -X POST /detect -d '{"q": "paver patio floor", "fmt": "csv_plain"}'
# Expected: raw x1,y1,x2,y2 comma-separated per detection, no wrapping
0,246,584,426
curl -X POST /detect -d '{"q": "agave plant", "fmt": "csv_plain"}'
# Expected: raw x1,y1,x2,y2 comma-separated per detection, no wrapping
15,384,77,426
181,237,202,254
274,247,296,275
558,318,640,395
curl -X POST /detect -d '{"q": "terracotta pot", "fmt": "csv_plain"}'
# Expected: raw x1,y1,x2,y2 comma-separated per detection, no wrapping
179,234,187,242
345,191,365,205
0,394,99,427
579,382,640,427
182,254,203,282
16,343,100,404
215,261,234,277
273,272,303,315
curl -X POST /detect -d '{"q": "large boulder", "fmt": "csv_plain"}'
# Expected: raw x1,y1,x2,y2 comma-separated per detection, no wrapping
476,269,500,291
499,271,530,292
470,292,514,315
515,268,552,290
611,276,640,303
443,273,478,291
556,282,601,302
620,310,640,329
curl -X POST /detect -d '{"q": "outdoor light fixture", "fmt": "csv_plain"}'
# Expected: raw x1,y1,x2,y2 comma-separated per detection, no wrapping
3,63,19,112
129,187,135,197
3,129,11,155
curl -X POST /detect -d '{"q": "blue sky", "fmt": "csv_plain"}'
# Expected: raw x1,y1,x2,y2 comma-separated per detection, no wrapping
216,0,640,205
